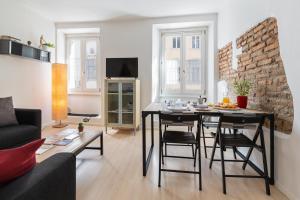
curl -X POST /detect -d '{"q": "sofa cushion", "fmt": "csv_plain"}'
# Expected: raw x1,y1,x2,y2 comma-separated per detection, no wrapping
0,97,18,127
0,125,40,149
0,139,44,184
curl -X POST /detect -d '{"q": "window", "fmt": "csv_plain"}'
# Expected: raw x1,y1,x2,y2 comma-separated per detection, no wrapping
66,35,100,93
192,36,200,48
172,36,180,48
160,29,207,96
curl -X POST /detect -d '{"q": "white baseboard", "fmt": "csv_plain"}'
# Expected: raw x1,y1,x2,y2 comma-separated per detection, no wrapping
275,181,298,200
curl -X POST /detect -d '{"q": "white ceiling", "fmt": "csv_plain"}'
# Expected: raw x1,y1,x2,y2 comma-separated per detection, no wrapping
18,0,222,22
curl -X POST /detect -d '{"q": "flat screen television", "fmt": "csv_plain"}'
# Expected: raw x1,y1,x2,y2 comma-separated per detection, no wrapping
106,57,138,78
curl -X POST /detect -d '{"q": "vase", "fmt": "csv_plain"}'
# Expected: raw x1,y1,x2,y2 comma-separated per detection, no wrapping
78,126,84,133
237,96,248,108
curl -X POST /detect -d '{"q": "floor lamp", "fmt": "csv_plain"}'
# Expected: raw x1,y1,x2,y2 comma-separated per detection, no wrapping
52,63,68,128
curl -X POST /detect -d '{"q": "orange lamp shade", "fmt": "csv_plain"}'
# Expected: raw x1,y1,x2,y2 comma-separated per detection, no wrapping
52,63,68,121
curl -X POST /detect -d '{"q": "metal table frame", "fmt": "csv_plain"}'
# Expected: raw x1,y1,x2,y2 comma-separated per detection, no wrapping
142,105,275,185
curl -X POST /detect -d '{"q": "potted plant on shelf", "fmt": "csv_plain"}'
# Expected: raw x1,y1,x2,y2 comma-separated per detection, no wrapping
233,79,252,108
39,35,55,50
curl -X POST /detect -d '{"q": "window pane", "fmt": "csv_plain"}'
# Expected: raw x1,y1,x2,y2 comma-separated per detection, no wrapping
172,37,176,48
184,34,202,92
177,37,180,48
85,40,97,89
162,35,181,93
68,39,81,90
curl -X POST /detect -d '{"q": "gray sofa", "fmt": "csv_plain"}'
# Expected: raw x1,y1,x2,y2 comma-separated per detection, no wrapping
0,108,76,200
0,108,41,149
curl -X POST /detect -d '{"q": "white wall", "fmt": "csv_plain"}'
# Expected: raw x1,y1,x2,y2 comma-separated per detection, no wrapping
0,1,55,126
68,94,100,114
218,0,300,199
100,14,217,123
56,15,217,125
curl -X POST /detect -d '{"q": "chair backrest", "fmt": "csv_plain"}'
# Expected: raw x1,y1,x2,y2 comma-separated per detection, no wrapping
159,112,200,123
218,113,265,130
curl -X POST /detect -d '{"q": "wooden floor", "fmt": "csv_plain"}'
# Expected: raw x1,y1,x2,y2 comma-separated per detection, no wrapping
43,126,288,200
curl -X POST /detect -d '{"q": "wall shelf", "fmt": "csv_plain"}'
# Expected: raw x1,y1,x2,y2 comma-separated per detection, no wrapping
0,39,51,62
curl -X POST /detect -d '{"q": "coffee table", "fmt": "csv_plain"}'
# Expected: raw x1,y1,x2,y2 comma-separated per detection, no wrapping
37,129,103,163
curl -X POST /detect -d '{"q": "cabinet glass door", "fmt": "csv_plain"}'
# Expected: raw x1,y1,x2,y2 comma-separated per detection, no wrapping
107,82,119,124
121,83,134,124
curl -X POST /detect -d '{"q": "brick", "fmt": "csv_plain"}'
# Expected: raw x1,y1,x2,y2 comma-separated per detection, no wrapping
265,42,279,52
252,42,266,52
246,63,256,70
257,58,272,66
253,54,268,62
268,49,280,58
254,24,264,33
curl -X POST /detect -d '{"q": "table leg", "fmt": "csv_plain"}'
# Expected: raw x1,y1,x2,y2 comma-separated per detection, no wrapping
142,112,147,176
269,114,275,185
100,133,103,155
151,114,154,147
142,112,154,176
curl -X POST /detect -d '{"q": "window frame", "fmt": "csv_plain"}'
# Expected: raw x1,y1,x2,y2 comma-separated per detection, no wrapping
159,28,208,98
65,33,100,94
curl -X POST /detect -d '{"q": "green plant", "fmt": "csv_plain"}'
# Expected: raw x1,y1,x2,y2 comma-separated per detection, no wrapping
78,122,84,128
233,79,252,96
43,42,55,48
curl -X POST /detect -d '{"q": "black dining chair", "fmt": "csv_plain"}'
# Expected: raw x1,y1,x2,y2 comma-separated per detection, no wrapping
158,112,202,190
161,119,195,160
201,116,237,159
209,113,270,195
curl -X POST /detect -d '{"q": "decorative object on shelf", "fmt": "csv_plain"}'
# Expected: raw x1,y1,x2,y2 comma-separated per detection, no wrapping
52,63,68,128
233,79,252,108
39,35,55,50
78,123,84,133
0,35,21,41
27,41,32,46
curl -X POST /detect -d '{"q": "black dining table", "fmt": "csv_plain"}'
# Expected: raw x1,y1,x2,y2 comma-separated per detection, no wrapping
141,102,275,185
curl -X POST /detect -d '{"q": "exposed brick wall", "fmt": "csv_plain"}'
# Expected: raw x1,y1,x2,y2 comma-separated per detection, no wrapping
218,17,294,134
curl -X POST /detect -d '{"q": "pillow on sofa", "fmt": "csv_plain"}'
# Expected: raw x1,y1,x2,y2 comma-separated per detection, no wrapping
0,139,45,184
0,97,18,127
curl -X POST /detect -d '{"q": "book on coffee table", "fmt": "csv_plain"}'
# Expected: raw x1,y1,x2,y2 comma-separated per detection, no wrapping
54,139,73,146
44,135,62,145
36,144,54,155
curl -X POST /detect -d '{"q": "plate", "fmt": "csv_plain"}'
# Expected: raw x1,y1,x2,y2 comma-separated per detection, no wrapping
214,106,240,111
193,104,208,109
167,106,189,112
195,107,211,111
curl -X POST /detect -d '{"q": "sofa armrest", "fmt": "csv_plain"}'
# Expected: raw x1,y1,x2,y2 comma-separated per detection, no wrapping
15,108,41,132
0,153,76,200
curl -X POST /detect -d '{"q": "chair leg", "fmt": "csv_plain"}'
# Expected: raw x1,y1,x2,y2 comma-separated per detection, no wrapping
198,141,202,191
209,131,218,169
158,140,162,187
162,143,165,165
260,129,270,195
194,146,197,167
220,142,227,194
242,130,260,170
165,143,167,156
192,144,195,157
202,124,208,158
232,146,237,159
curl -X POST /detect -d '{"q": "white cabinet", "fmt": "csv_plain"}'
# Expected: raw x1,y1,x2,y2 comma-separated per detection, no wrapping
105,78,140,134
